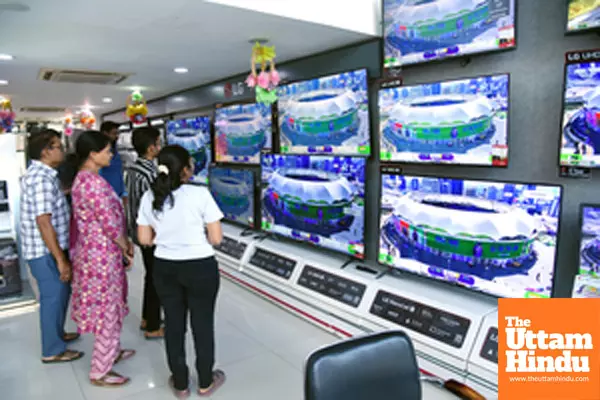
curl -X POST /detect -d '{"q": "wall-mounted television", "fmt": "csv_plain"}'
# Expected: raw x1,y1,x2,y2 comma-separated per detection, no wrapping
261,154,366,259
209,166,256,228
578,204,600,277
567,0,600,33
214,102,272,164
379,74,510,166
166,116,212,184
559,49,600,168
278,69,371,156
383,0,516,68
378,173,562,298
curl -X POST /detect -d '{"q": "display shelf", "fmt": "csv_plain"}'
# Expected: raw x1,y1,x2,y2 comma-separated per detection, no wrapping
466,310,499,398
214,222,498,389
214,224,257,271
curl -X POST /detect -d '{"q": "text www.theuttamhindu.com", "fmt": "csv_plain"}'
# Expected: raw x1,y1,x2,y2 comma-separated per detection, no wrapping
509,376,590,383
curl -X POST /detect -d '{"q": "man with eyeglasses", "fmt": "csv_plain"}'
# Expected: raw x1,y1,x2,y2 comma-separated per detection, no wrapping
20,129,83,364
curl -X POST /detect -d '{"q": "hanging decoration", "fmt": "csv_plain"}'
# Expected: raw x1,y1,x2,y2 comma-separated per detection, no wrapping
126,90,148,123
0,98,16,133
245,41,280,105
79,109,96,129
64,114,74,136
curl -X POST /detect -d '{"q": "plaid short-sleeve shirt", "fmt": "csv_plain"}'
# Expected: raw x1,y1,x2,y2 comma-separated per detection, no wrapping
20,160,70,260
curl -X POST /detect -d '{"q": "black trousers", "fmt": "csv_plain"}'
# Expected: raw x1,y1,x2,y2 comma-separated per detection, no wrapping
141,246,161,332
154,256,220,391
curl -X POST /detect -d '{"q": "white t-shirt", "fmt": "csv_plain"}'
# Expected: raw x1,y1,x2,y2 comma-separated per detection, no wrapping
137,184,224,260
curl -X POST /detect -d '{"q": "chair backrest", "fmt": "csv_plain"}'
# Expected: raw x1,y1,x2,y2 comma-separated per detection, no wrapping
304,330,422,400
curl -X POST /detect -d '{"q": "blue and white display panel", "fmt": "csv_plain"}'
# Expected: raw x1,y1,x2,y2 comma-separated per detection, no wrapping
384,0,516,68
166,116,211,184
579,205,600,277
215,103,272,164
261,154,366,259
379,74,509,166
209,167,255,228
559,53,600,168
278,69,371,156
379,174,562,298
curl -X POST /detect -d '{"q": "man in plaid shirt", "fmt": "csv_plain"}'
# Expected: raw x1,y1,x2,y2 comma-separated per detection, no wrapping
20,130,83,364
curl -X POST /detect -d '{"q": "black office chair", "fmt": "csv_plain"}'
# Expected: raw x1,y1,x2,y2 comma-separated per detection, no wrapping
304,330,422,400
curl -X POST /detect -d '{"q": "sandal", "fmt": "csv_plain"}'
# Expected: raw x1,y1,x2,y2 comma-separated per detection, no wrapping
144,328,165,340
90,370,130,387
114,349,136,365
168,376,191,399
198,370,226,397
63,332,80,342
42,349,84,364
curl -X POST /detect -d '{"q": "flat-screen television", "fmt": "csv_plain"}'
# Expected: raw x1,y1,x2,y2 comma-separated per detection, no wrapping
261,154,366,259
579,204,600,277
214,102,272,164
378,173,562,298
278,69,371,156
166,116,212,184
567,0,600,33
383,0,516,68
559,49,600,168
379,74,510,166
209,166,256,228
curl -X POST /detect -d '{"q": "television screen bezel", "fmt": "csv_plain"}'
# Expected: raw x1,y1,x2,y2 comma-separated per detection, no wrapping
376,168,564,298
208,164,261,230
557,48,600,169
166,113,213,186
378,72,512,168
565,0,600,35
213,99,275,166
260,153,368,260
381,0,518,71
277,67,372,157
577,203,600,276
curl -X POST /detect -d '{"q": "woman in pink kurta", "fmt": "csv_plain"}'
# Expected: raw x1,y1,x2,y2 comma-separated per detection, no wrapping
69,130,135,387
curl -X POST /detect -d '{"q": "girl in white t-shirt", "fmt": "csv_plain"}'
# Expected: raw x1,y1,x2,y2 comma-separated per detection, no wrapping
137,145,226,398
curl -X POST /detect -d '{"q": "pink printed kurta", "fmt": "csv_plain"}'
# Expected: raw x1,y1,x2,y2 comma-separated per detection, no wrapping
70,170,129,335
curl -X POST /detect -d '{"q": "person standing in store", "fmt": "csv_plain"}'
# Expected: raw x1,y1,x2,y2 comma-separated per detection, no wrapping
69,130,135,387
100,121,128,207
125,126,164,339
137,145,226,398
20,129,84,364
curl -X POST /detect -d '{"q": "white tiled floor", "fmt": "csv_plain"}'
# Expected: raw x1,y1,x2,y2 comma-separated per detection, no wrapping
0,253,459,400
0,253,337,400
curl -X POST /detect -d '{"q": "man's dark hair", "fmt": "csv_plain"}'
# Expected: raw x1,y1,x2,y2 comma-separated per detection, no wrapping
132,127,161,157
27,129,61,160
100,121,119,134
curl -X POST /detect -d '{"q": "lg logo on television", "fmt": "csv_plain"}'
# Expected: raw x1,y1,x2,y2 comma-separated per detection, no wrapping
223,82,245,99
567,50,600,62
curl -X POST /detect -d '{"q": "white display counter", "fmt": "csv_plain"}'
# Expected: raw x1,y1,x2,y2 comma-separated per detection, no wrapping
215,222,499,397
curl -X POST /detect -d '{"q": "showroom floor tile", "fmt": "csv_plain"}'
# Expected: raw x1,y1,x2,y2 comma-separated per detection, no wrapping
0,250,458,399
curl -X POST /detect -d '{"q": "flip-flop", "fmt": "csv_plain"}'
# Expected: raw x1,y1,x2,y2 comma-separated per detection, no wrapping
198,370,226,397
63,332,80,342
41,349,84,364
114,349,136,365
90,371,130,388
168,376,191,399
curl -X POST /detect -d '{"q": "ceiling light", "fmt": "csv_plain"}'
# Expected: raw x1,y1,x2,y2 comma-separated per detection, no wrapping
174,67,189,74
0,80,8,85
0,54,14,61
102,97,112,103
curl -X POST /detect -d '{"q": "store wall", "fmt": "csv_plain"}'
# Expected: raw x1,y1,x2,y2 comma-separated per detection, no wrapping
103,0,598,298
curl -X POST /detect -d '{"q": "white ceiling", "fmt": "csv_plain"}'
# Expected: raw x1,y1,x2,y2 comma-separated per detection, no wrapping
0,0,374,121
